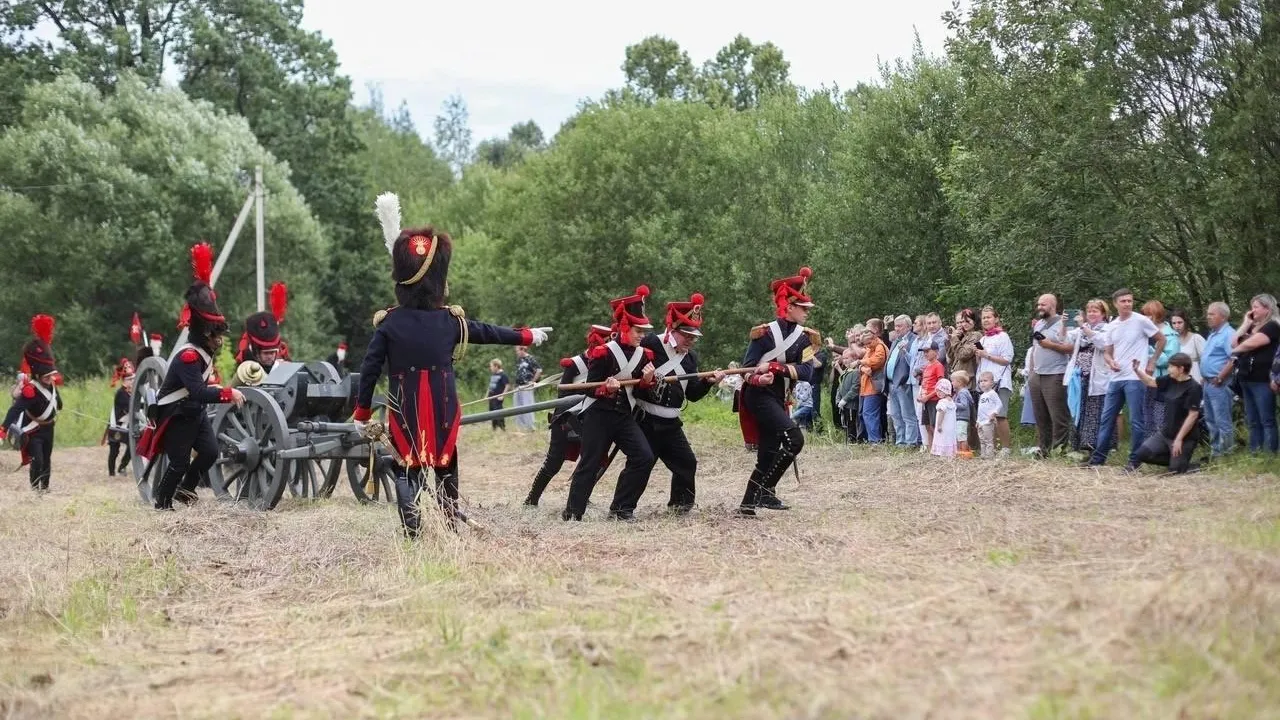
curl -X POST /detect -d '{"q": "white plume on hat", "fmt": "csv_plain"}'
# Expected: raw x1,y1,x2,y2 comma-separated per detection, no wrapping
375,192,401,255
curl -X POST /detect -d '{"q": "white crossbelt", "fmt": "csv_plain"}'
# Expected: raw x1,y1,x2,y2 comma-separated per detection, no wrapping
18,383,58,434
637,336,689,419
156,345,214,406
756,321,805,392
578,341,644,413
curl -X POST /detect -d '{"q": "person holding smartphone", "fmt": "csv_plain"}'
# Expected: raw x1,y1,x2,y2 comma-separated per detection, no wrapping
1230,294,1280,453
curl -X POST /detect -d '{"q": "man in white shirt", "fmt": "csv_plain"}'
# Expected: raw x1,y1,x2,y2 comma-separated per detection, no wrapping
1087,288,1166,467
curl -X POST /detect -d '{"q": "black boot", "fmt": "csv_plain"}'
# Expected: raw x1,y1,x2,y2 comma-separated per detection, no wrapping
758,486,791,510
153,464,186,510
435,470,460,533
756,444,797,511
607,509,637,522
736,470,764,517
525,465,555,507
394,469,424,538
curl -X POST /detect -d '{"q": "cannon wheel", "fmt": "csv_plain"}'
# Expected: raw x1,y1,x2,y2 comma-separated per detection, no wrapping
129,356,170,505
208,387,294,510
346,452,396,504
290,458,342,499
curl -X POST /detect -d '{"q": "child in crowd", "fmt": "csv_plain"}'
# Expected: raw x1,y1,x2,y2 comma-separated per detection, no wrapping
486,358,510,430
976,371,1002,459
917,341,946,451
951,370,973,457
931,379,957,458
791,380,815,429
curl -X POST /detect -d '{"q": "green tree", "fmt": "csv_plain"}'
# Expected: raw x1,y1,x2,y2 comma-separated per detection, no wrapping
698,34,793,110
623,35,696,101
434,94,473,177
0,75,332,375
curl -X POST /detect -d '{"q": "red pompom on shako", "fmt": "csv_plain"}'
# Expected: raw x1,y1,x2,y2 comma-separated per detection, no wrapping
22,314,57,377
178,243,228,338
665,292,705,337
770,267,815,319
609,285,653,338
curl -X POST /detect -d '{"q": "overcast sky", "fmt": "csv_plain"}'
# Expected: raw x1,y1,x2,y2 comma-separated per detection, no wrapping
301,0,957,144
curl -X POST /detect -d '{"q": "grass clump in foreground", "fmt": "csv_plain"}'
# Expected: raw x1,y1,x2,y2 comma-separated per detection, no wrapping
0,428,1278,718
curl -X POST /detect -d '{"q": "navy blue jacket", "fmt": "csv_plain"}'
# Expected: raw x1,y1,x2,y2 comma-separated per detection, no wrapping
355,306,531,468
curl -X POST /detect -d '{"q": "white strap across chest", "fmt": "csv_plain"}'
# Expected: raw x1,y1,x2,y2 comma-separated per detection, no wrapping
654,336,689,392
17,384,57,433
157,344,214,406
760,321,805,365
570,356,588,383
579,341,645,412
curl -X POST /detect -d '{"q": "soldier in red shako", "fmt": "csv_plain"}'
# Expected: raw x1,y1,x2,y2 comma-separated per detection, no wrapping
633,293,726,514
136,243,246,510
235,281,289,374
354,192,552,536
735,267,820,516
523,323,612,507
1,315,63,492
105,357,136,477
562,287,658,522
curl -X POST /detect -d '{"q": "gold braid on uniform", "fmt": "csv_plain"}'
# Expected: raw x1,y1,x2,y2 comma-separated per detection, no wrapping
448,305,468,361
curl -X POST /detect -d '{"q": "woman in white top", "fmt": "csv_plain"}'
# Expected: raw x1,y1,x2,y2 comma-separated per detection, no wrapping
1065,299,1113,451
1170,308,1206,382
974,305,1015,454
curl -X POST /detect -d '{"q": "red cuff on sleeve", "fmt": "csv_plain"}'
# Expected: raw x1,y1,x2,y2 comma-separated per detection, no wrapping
353,406,372,422
518,328,534,345
768,361,786,375
594,384,614,398
638,376,656,389
218,386,235,403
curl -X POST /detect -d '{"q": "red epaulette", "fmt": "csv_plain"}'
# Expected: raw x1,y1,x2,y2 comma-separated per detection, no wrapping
559,357,575,368
587,345,610,360
21,382,35,399
180,349,200,364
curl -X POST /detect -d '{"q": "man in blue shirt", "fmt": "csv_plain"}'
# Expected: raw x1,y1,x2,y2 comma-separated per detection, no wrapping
885,315,918,446
1199,301,1236,458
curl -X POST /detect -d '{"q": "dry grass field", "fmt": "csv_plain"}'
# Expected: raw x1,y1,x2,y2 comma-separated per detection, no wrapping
1,425,1278,719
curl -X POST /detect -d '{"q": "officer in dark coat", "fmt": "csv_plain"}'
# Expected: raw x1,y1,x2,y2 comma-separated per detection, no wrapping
735,267,820,516
561,287,658,522
2,315,63,492
235,281,289,378
523,323,612,507
135,243,245,510
632,293,725,513
354,192,551,536
105,357,135,476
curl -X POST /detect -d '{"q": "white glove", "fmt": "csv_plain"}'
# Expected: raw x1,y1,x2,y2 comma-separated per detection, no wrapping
530,327,553,346
837,399,847,410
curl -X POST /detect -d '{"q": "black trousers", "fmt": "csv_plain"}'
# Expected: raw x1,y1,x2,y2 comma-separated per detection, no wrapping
394,456,460,537
154,413,217,509
638,416,697,508
107,429,130,475
741,389,805,505
488,398,505,429
26,425,54,490
564,408,653,518
526,416,574,504
1135,431,1199,473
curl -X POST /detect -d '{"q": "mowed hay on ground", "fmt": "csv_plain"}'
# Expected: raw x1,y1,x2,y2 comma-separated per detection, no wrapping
1,426,1279,719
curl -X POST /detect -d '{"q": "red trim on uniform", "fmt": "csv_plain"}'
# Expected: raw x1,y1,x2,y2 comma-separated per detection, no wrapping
218,386,234,403
738,396,760,445
518,328,534,346
137,417,174,462
418,373,438,466
767,361,786,375
180,349,199,364
637,375,656,389
249,335,282,349
389,415,413,468
594,384,614,398
353,406,372,422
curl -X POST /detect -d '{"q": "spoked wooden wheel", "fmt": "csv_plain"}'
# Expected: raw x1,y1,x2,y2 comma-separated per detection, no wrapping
208,388,294,510
346,452,397,504
289,457,342,499
128,356,169,505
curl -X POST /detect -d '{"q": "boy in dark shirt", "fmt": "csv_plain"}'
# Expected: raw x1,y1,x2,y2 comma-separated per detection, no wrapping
1130,353,1202,473
486,359,510,430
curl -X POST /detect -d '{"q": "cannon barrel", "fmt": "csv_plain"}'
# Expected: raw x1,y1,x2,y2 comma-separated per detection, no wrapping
294,396,584,436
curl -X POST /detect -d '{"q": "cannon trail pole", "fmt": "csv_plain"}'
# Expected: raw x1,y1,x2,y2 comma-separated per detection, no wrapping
556,365,761,393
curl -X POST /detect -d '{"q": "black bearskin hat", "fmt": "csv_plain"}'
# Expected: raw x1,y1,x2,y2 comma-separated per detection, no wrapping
179,243,229,343
376,192,452,310
22,315,56,377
